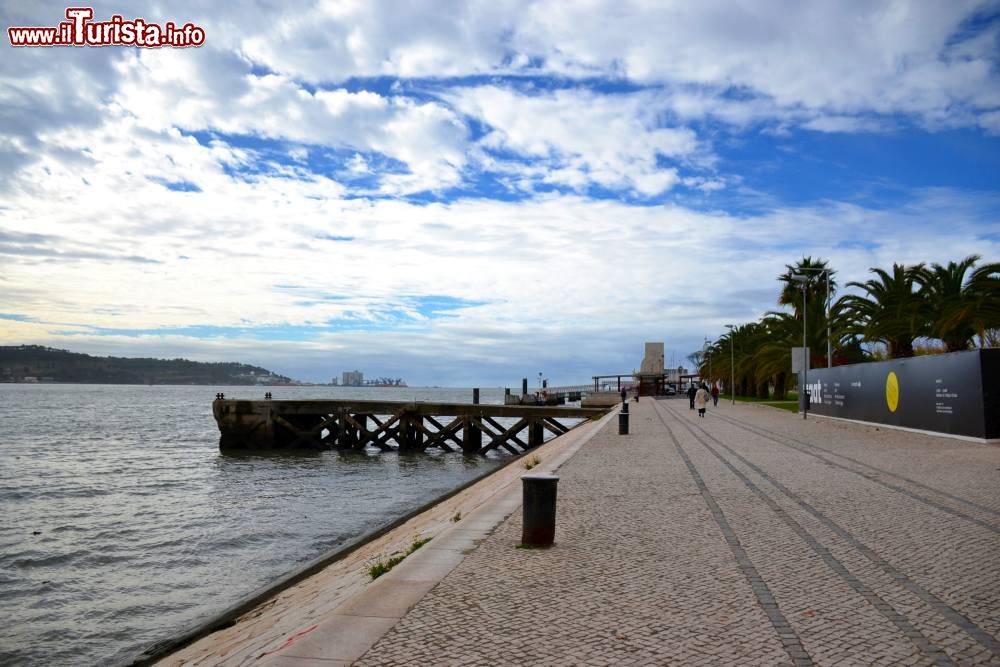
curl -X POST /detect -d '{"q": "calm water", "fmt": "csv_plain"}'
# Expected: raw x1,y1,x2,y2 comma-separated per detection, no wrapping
0,384,510,666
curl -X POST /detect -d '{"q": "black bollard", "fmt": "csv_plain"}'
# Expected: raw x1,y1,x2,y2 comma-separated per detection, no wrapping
473,388,480,404
521,473,559,547
619,411,629,435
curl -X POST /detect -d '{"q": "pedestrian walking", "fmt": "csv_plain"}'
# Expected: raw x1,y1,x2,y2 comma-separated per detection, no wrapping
621,387,627,404
687,384,696,410
695,385,710,417
710,384,719,407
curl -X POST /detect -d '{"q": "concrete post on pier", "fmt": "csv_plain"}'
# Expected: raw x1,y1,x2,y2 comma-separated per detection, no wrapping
528,420,544,448
337,408,354,449
399,416,413,452
462,416,482,454
356,414,367,443
413,416,424,449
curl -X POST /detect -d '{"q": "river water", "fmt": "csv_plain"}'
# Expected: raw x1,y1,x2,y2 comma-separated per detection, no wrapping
0,384,511,666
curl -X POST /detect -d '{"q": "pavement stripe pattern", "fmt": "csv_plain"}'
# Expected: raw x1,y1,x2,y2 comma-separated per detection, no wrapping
709,412,1000,530
670,403,1000,661
658,402,957,666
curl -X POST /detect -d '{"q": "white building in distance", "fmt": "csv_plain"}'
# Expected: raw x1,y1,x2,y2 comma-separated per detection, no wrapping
342,370,364,386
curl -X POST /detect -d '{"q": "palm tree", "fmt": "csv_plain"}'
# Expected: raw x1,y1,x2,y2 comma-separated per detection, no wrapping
702,322,771,398
932,260,1000,348
837,263,926,358
778,257,837,317
754,313,797,398
777,257,841,366
917,255,983,352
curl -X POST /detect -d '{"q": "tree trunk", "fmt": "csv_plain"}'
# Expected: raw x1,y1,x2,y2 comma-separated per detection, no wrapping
756,380,770,398
774,372,786,399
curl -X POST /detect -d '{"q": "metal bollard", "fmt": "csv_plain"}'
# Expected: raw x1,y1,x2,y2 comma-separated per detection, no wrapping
521,473,559,546
473,387,480,404
621,402,629,414
619,411,629,435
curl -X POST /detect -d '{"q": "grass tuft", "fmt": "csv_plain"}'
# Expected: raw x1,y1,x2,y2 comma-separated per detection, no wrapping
366,536,433,580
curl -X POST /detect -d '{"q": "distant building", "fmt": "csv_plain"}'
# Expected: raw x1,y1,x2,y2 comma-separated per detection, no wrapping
665,366,687,384
330,377,339,386
342,370,364,387
635,342,669,397
640,342,664,374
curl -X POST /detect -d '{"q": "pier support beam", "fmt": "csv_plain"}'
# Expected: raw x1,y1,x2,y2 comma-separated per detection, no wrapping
528,420,544,448
336,408,355,449
399,415,413,452
463,416,482,454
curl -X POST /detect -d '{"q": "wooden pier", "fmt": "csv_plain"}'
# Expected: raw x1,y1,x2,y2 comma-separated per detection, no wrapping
212,398,608,454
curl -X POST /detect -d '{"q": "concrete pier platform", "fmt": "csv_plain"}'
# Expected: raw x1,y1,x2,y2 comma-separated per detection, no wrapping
162,398,1000,666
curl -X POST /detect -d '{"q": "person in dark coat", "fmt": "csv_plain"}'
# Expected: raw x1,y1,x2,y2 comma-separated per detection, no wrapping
687,384,696,410
621,387,627,404
710,384,719,406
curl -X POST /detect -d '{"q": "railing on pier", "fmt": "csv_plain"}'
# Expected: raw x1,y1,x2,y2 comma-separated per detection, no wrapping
212,398,608,455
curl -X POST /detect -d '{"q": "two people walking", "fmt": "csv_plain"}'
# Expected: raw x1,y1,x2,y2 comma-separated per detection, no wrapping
688,382,715,418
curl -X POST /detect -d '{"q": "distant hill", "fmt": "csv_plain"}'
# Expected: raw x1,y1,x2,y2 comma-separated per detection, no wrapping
0,345,293,385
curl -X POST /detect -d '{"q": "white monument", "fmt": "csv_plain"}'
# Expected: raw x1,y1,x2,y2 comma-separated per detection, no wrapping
640,342,664,374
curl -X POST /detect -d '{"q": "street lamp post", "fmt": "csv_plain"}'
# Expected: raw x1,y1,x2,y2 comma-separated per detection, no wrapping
791,274,808,420
703,337,712,387
724,324,735,406
793,267,833,368
825,270,831,368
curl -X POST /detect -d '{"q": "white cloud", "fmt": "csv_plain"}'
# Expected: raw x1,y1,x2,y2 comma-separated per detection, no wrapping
1,115,996,383
1,2,998,384
106,48,468,194
143,0,1000,130
449,86,699,195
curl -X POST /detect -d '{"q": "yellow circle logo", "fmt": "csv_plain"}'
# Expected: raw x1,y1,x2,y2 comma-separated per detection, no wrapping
885,372,899,412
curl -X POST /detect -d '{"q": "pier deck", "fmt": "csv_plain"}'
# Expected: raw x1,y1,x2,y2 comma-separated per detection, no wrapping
212,398,607,453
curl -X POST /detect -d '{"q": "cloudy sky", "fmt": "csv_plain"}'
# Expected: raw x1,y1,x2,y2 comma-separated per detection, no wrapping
1,1,999,385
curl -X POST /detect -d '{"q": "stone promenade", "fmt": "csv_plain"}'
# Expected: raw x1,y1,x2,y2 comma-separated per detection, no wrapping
346,398,1000,666
182,398,1000,667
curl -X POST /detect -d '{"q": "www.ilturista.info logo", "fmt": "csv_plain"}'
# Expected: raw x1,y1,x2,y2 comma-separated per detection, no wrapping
8,7,205,48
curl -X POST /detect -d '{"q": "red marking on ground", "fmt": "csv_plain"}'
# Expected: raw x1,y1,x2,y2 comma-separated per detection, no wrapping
259,624,319,656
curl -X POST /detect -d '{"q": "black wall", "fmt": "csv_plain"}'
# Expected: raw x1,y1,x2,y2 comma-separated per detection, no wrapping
804,349,999,440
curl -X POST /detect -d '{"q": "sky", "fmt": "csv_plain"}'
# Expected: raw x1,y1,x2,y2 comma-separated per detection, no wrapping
1,1,999,386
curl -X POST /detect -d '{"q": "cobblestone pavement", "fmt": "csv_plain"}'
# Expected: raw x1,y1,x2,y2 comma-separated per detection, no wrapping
355,399,1000,666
